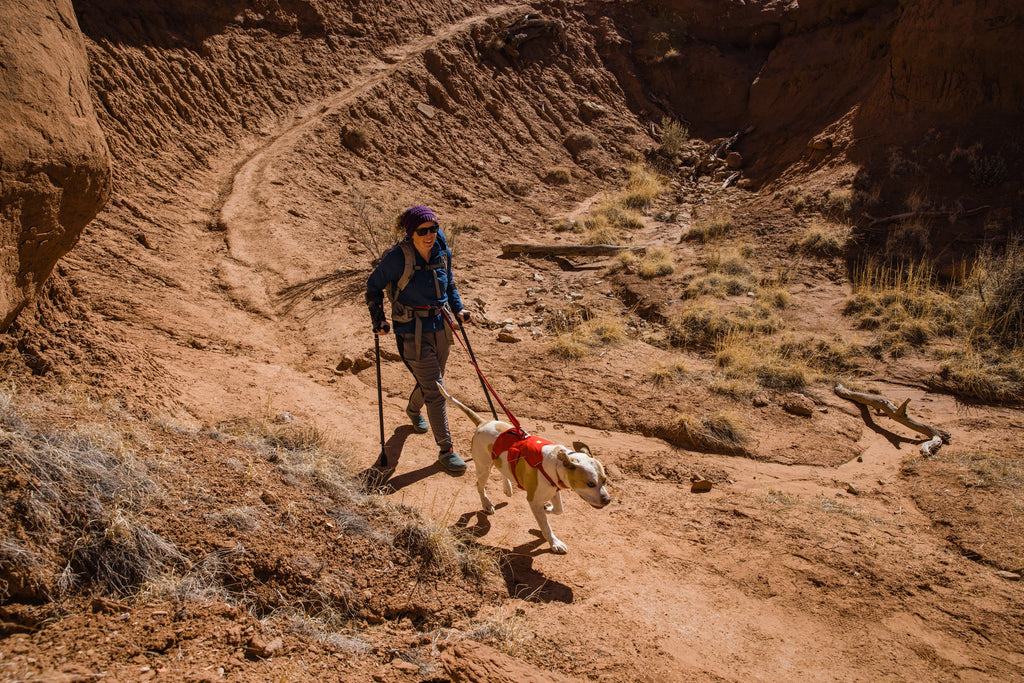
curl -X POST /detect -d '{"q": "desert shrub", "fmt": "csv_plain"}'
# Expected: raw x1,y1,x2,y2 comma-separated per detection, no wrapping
659,118,689,157
564,130,598,156
757,286,791,310
349,187,403,261
392,516,498,580
543,166,572,185
549,333,588,359
582,197,645,245
888,147,922,178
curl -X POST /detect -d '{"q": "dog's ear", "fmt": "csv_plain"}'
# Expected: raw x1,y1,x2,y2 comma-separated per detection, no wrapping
557,448,577,469
572,441,592,456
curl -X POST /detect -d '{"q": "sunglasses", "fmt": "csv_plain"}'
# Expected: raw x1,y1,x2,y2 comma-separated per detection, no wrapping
415,225,439,236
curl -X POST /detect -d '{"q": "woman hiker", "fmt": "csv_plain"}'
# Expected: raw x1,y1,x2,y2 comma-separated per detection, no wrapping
365,205,471,473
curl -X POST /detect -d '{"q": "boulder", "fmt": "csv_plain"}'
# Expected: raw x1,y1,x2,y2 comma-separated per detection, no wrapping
0,0,111,330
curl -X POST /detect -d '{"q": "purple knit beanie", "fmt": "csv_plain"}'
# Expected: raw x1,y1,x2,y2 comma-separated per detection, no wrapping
399,205,438,237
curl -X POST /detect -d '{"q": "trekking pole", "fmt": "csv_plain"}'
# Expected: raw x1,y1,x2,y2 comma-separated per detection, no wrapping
374,334,388,469
455,315,497,420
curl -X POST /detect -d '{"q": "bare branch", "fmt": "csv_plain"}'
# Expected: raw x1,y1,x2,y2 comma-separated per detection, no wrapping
501,243,647,257
834,384,950,456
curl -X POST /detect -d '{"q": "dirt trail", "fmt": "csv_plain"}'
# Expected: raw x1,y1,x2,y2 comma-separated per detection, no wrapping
218,3,526,281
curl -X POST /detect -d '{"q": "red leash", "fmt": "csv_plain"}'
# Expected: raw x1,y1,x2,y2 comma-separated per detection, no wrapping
442,309,523,433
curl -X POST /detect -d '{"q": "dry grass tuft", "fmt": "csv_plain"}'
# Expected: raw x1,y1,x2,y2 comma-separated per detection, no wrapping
637,247,675,279
667,304,780,350
716,335,809,390
548,308,627,357
645,360,688,385
794,220,849,258
0,391,184,597
845,248,1024,402
543,167,572,185
564,130,598,156
622,163,668,209
684,206,734,242
467,605,530,656
666,411,750,455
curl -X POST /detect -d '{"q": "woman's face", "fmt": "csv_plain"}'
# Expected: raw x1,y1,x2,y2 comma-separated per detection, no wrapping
411,220,438,252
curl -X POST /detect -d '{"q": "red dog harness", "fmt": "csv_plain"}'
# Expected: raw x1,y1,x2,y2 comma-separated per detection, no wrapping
492,428,568,491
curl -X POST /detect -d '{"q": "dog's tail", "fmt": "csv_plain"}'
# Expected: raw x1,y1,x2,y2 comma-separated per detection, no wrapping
437,381,487,428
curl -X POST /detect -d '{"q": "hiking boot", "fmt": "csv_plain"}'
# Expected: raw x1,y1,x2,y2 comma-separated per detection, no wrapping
406,409,429,434
437,448,467,473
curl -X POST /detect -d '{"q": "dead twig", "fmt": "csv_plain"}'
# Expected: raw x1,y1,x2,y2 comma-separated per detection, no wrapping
834,384,950,456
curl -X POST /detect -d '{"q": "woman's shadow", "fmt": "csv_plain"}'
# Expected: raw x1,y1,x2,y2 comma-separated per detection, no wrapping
358,425,468,493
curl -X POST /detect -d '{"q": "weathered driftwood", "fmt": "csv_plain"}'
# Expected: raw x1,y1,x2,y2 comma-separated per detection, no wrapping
834,384,950,456
501,243,647,257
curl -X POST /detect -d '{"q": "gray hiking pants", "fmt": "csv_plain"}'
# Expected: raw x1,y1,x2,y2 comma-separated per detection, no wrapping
397,330,452,452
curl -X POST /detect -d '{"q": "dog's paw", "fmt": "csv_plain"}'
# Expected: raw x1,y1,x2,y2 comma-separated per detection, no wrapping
550,539,568,554
543,502,553,512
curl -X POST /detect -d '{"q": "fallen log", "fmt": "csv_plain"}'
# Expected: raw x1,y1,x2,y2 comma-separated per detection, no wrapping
501,243,647,257
834,384,950,456
865,205,990,229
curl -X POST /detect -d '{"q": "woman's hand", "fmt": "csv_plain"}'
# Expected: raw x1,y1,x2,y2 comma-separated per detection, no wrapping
458,310,471,323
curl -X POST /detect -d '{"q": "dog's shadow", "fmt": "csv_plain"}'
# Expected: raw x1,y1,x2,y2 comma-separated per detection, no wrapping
500,534,575,604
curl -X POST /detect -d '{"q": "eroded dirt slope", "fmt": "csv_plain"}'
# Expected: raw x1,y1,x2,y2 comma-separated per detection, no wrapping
1,1,1023,681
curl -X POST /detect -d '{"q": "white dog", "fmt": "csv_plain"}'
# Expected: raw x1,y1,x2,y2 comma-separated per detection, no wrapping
438,383,610,553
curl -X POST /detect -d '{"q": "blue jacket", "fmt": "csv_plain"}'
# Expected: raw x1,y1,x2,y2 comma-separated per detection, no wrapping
365,231,464,335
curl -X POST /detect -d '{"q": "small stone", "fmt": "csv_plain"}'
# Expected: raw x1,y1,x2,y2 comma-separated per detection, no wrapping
416,103,436,119
498,215,512,224
857,456,863,463
392,661,419,673
690,479,713,493
336,355,355,372
846,482,860,495
498,330,521,343
246,635,283,659
781,392,815,416
996,571,1021,581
